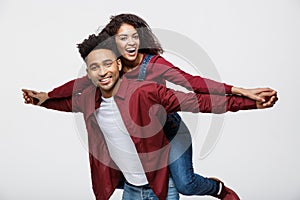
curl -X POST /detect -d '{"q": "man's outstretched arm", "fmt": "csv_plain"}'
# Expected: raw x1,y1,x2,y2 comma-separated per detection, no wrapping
48,75,91,98
22,89,82,112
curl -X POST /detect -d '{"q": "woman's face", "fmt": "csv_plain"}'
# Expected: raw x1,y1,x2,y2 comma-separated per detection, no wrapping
115,23,140,61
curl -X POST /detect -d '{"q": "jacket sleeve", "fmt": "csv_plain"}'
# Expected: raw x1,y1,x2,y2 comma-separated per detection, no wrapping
48,75,91,98
152,56,233,95
40,95,82,113
156,84,257,114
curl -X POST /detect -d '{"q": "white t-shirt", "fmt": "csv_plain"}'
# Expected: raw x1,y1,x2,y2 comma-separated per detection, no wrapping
94,96,148,186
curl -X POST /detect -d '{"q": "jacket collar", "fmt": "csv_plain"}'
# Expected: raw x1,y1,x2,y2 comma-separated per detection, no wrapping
85,77,129,119
114,78,129,100
84,86,101,119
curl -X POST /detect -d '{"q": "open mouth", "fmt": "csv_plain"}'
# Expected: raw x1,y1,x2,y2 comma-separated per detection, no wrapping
126,47,136,54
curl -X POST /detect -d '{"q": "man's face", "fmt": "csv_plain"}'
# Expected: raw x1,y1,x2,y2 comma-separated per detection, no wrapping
86,48,122,98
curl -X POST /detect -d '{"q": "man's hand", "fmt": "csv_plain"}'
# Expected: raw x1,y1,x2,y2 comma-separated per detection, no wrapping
22,89,49,106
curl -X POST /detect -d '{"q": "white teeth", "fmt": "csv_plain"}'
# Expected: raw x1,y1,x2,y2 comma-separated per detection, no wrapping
100,77,111,82
100,79,108,82
126,48,136,53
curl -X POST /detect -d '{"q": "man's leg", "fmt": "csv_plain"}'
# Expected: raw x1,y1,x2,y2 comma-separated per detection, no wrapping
122,181,143,200
122,178,179,200
166,177,180,200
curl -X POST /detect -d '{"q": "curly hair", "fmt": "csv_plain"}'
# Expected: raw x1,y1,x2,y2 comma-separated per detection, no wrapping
77,30,119,60
102,13,163,55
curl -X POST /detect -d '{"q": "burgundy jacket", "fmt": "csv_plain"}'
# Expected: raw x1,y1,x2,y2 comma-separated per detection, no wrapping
48,55,233,98
42,77,257,200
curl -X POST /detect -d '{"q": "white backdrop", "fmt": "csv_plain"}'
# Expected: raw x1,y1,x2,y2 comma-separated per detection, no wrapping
1,0,299,199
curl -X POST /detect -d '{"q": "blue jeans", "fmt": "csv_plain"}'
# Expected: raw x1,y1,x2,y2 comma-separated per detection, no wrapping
165,113,219,196
122,177,179,200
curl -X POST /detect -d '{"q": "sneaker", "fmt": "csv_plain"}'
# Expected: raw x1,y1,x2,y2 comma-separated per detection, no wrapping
210,178,240,200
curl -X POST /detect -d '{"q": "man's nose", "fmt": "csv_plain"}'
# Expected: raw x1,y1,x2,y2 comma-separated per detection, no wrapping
97,66,107,76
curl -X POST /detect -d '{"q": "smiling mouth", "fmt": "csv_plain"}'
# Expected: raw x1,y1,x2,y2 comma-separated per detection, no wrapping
99,76,112,84
126,47,136,54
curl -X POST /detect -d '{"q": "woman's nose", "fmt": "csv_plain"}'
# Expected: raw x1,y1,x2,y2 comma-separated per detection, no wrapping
127,37,135,45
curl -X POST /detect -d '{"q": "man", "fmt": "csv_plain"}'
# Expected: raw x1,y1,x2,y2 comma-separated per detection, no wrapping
22,35,277,200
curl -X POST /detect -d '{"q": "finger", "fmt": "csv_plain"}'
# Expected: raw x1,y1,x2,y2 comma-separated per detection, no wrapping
263,99,273,107
36,98,43,105
257,88,277,97
256,88,273,93
249,93,265,102
263,96,278,107
23,93,30,98
22,89,33,95
270,96,278,105
27,97,33,104
270,90,277,96
262,87,276,93
22,89,29,93
22,89,38,96
259,91,276,98
24,97,32,104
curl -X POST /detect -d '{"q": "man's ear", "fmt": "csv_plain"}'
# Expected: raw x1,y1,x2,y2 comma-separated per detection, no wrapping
86,68,91,79
116,59,122,71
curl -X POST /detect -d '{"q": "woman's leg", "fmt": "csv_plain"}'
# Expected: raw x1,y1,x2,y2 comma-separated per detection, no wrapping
165,113,219,196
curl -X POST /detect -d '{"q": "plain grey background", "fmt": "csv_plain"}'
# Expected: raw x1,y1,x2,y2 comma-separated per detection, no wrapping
1,0,299,199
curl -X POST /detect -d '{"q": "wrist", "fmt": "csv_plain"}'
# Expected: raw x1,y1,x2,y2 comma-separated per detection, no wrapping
231,87,244,95
46,92,50,100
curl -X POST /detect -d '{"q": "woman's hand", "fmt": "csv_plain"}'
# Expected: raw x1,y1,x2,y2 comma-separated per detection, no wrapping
255,91,278,109
232,87,277,107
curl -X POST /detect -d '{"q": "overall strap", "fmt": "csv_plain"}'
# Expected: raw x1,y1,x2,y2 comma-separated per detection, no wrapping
137,54,154,81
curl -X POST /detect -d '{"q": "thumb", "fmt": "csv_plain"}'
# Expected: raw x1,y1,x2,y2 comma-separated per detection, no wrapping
250,93,265,102
22,89,37,93
37,98,44,106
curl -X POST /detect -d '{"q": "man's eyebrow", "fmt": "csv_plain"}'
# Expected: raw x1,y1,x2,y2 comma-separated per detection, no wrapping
102,59,114,63
88,59,113,67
